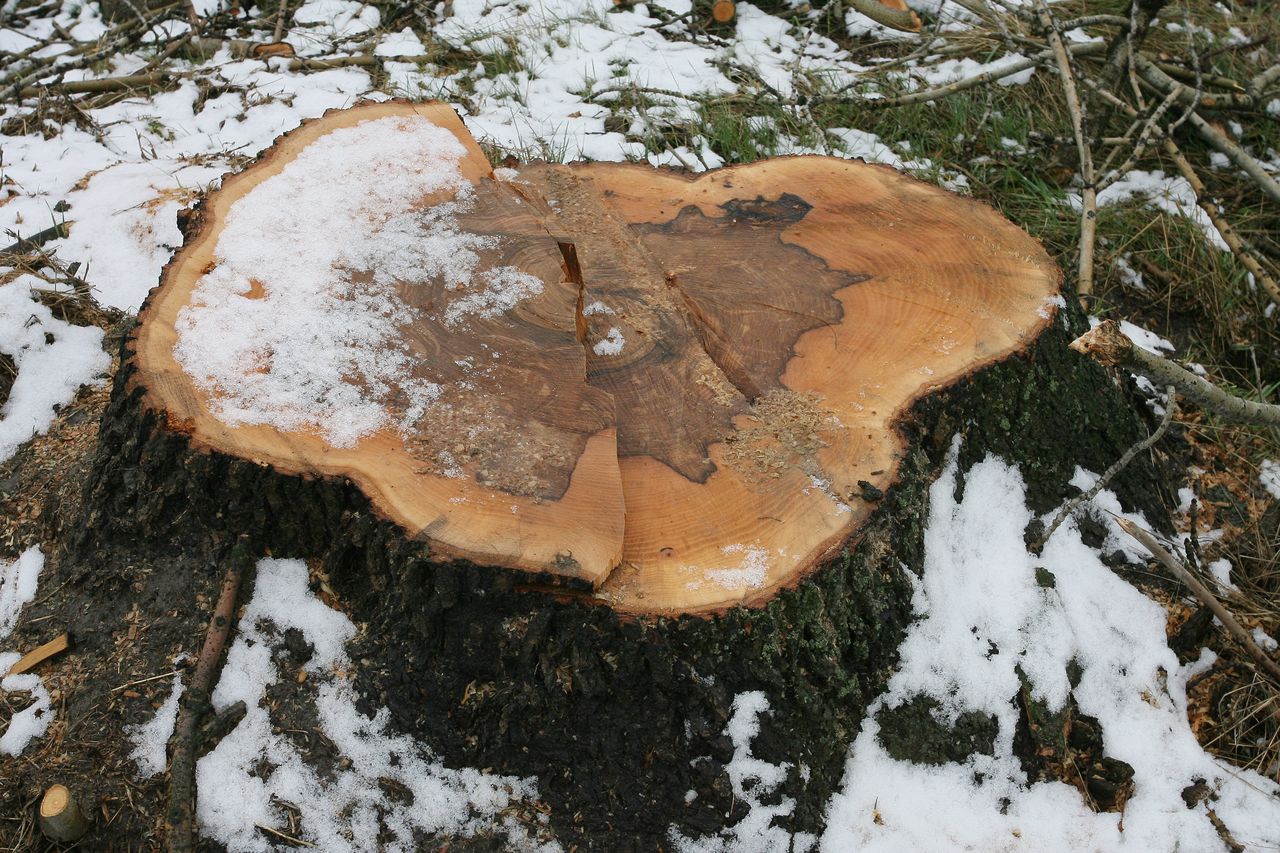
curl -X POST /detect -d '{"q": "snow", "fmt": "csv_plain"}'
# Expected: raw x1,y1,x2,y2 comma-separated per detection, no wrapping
901,53,1035,89
1085,170,1229,253
0,547,43,638
0,282,109,462
827,127,935,173
0,656,55,756
592,326,626,356
173,114,544,448
815,442,1280,852
1260,459,1280,500
374,27,425,58
0,547,51,757
706,544,770,590
127,666,186,778
1112,255,1146,291
671,692,815,853
198,557,550,851
1208,558,1237,593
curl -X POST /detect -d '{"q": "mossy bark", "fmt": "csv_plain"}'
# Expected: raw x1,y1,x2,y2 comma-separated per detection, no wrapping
72,305,1170,848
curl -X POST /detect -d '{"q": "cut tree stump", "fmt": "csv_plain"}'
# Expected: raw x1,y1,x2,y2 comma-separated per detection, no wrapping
124,100,1059,613
75,100,1171,845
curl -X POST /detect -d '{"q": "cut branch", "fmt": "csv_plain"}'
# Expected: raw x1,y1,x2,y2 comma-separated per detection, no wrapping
1118,518,1280,688
1036,0,1097,299
1161,139,1280,309
1070,321,1280,428
844,0,921,32
165,535,254,853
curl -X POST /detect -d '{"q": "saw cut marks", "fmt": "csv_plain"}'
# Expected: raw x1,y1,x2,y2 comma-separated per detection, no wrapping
136,100,1060,614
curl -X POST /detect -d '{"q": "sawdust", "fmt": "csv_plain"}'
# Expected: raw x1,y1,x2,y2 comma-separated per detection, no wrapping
404,397,576,500
721,389,833,483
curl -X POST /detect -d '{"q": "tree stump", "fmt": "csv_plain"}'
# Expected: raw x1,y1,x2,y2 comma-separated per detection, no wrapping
76,100,1169,845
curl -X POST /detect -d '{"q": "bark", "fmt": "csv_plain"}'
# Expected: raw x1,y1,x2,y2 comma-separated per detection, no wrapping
71,307,1170,846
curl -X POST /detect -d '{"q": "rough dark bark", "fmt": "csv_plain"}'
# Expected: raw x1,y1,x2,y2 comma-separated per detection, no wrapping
67,293,1172,847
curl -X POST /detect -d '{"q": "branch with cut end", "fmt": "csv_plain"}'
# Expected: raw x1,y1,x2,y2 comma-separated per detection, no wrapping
1071,321,1280,428
1248,64,1280,101
844,0,920,33
831,41,1108,108
1035,0,1097,300
165,534,255,853
1117,518,1280,689
1161,139,1280,309
1133,55,1280,207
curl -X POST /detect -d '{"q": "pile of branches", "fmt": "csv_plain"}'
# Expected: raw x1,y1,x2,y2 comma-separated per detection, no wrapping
825,0,1280,308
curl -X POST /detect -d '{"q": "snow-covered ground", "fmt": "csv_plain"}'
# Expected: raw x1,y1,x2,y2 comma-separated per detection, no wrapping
0,548,53,757
2,0,1279,848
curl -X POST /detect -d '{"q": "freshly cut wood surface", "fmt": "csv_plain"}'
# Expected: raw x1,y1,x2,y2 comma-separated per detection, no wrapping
136,102,626,588
135,100,1060,613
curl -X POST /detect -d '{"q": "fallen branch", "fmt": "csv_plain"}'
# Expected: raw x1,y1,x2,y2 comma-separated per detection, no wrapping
1154,61,1243,93
17,72,166,98
837,41,1107,108
1036,385,1175,550
1036,0,1097,299
1070,321,1280,428
1058,14,1133,30
0,222,71,256
165,535,255,853
1117,518,1280,687
1248,64,1280,101
1161,139,1280,309
6,633,71,677
1,1,185,101
844,0,921,33
1134,56,1280,206
1181,109,1280,207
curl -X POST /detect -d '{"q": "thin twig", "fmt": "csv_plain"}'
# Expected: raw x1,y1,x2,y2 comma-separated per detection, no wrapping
1162,138,1280,309
1036,0,1097,300
1036,385,1176,550
109,669,183,693
1071,321,1280,427
1134,55,1280,206
829,41,1108,108
256,823,316,848
166,535,255,853
1117,518,1280,687
1097,85,1180,192
13,52,439,100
